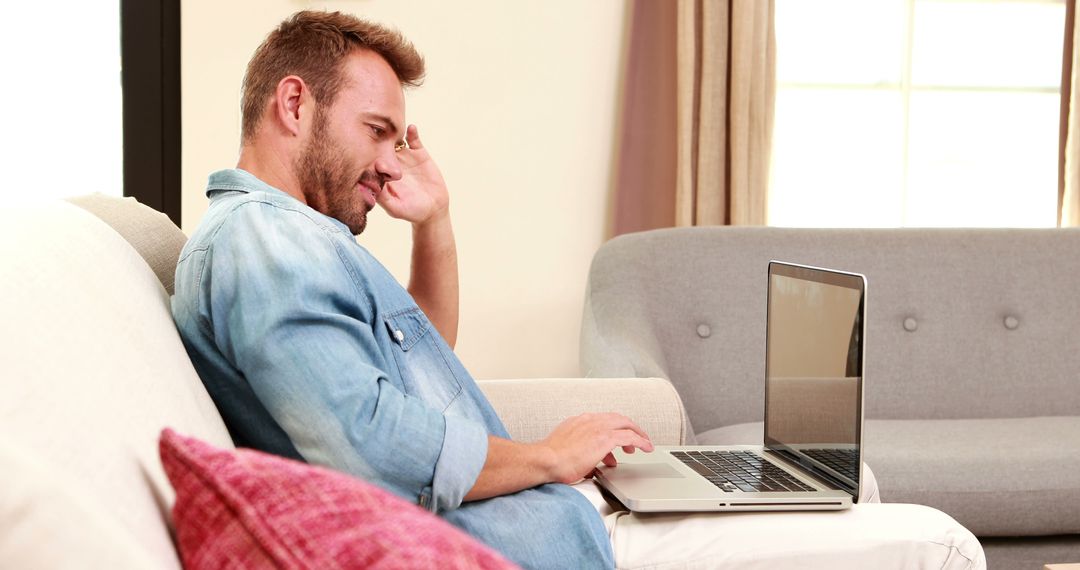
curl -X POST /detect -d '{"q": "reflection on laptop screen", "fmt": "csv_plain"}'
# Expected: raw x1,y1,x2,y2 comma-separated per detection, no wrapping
765,263,864,496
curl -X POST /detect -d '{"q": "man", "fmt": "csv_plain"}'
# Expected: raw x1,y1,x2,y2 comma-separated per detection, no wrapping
173,10,650,569
175,10,985,570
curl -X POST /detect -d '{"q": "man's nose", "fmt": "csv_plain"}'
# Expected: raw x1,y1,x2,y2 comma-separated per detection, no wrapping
374,148,402,183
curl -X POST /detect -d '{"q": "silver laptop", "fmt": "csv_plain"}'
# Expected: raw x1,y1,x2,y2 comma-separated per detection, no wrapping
594,261,866,512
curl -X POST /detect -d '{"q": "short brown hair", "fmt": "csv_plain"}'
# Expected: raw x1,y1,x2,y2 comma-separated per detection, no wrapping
240,10,425,142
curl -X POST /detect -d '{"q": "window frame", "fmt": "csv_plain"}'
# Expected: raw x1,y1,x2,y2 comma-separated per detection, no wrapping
121,0,181,226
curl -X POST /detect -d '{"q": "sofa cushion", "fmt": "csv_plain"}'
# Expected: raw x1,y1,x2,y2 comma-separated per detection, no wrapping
697,417,1080,536
67,193,187,295
0,201,234,569
478,377,690,445
160,428,517,570
0,439,159,569
695,422,764,446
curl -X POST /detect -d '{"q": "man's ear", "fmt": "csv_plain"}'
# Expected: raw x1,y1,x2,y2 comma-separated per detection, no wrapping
273,75,308,137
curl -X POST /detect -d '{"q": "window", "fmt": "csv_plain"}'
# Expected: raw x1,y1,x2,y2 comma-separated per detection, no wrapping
0,1,180,226
1,2,123,203
769,0,1067,228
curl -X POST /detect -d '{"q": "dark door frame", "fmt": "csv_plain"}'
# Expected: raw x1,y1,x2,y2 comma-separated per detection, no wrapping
121,0,181,226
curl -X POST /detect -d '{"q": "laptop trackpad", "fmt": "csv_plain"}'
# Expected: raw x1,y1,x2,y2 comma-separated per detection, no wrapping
612,463,685,479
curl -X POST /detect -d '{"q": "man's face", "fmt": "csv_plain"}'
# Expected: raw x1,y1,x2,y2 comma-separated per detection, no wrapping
294,50,406,235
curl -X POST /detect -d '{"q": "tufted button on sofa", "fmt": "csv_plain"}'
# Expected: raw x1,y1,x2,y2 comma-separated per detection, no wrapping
581,227,1080,568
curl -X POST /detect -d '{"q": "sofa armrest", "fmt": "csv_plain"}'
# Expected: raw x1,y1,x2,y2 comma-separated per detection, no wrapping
476,377,689,445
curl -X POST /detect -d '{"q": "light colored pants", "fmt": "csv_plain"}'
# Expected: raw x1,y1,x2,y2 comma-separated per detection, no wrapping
573,465,986,570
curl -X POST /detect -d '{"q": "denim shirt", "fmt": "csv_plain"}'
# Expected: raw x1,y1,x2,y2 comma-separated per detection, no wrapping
172,169,613,569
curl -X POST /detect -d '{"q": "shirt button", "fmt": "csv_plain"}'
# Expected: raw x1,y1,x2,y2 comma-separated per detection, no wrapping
394,329,405,342
1004,316,1019,330
696,324,712,338
903,317,918,332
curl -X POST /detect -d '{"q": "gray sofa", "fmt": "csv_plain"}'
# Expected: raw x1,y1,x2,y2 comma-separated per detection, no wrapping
581,227,1080,569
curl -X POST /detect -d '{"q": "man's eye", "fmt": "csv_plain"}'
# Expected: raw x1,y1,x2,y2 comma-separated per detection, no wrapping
370,125,385,137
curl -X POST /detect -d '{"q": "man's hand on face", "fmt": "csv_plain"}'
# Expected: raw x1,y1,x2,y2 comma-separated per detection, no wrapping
539,413,655,485
377,125,450,227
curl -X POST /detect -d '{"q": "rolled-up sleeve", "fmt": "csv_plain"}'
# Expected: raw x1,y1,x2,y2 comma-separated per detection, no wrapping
431,414,489,512
204,202,487,511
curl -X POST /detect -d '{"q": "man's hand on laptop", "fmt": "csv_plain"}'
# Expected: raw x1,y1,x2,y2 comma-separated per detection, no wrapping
464,413,654,502
540,413,654,484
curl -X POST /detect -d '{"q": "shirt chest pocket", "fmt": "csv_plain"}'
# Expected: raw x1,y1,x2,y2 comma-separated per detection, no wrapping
383,308,463,412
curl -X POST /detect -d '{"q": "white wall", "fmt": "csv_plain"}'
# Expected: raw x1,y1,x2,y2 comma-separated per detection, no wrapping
182,1,628,379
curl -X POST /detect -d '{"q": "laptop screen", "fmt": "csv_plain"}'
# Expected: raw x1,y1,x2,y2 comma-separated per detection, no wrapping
764,262,865,498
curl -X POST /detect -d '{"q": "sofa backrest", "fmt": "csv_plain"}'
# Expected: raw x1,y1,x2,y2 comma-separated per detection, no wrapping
0,200,233,568
67,194,187,295
581,227,1080,435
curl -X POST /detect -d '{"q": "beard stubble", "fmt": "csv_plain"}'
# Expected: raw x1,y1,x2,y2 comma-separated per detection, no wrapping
296,112,372,235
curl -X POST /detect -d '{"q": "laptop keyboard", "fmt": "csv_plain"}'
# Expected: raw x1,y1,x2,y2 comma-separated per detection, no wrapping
671,450,815,493
801,448,859,480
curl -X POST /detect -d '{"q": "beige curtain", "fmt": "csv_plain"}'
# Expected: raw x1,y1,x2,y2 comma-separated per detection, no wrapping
675,0,775,227
1061,0,1080,226
610,1,679,237
610,0,775,236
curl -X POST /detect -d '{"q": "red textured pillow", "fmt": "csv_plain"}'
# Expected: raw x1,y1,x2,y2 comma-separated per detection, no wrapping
159,428,518,570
